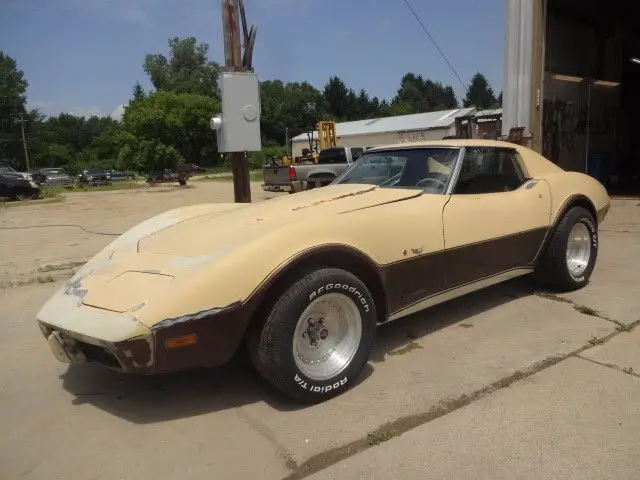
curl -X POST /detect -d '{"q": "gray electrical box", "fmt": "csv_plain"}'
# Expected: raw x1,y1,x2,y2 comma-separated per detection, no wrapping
210,71,262,152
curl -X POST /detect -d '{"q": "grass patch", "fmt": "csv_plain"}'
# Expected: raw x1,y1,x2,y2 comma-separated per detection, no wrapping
43,182,144,196
616,324,633,333
37,261,86,273
573,304,600,317
0,195,64,208
194,170,263,182
366,428,397,446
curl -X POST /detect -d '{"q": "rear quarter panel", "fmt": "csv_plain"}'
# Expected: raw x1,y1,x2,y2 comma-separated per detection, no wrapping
515,145,610,225
544,171,610,225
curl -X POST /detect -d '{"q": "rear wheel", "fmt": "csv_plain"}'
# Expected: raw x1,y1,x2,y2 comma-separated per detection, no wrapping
534,206,598,291
248,268,377,403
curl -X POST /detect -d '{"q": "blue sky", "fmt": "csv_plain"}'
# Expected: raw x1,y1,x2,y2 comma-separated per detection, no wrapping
0,0,504,119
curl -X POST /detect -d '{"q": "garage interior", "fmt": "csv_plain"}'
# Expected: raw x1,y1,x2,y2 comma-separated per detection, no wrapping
542,0,640,194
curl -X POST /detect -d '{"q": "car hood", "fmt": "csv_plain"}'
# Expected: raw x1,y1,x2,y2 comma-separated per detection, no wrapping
138,184,423,257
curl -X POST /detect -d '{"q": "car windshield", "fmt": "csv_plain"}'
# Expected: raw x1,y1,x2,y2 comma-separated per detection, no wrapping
87,169,106,174
42,168,65,174
333,147,461,193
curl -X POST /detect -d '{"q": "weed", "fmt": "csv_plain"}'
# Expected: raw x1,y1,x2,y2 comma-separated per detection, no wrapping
366,428,396,446
574,304,599,316
37,275,55,284
616,324,633,333
588,336,604,346
37,261,85,273
623,367,634,374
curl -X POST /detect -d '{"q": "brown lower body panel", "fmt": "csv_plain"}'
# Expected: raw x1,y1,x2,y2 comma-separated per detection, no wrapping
382,227,548,314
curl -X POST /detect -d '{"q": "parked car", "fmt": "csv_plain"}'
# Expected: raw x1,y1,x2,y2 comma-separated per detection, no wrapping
147,168,189,186
147,163,204,186
262,146,367,194
0,165,33,181
0,173,41,200
106,170,136,182
78,169,111,186
35,139,610,404
32,167,74,187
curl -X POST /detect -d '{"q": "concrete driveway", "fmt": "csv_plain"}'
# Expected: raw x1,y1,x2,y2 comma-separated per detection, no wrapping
1,184,638,480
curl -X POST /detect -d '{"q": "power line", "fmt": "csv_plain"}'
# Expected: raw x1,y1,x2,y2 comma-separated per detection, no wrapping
398,0,469,94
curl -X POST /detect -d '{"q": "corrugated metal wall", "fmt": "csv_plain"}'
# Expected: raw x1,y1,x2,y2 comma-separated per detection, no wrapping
502,0,534,137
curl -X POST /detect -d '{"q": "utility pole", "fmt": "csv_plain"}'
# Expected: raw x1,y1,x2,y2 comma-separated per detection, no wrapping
220,0,257,203
17,114,30,171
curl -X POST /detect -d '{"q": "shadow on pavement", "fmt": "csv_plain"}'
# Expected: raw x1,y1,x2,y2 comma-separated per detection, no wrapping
59,276,533,424
371,276,533,363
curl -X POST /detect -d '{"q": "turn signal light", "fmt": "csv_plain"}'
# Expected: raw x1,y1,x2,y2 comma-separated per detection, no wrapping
165,334,197,349
288,166,297,181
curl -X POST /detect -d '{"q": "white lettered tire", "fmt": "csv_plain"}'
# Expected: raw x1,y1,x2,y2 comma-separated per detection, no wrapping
534,206,598,291
248,267,377,403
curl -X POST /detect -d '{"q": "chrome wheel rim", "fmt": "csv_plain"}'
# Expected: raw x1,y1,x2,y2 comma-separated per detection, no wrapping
566,222,591,277
292,293,362,381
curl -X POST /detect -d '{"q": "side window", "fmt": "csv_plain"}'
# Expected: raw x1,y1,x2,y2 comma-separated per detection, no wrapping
350,147,364,160
453,147,526,194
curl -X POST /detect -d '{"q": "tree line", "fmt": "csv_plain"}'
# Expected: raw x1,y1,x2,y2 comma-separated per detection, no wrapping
0,37,501,174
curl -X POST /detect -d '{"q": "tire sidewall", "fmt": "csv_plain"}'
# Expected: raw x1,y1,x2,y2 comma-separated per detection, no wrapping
269,269,377,402
561,208,598,287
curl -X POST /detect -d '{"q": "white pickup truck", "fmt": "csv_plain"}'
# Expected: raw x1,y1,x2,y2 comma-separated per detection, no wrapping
262,146,368,194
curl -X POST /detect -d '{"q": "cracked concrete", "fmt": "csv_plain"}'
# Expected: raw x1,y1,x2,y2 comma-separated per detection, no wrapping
1,193,639,479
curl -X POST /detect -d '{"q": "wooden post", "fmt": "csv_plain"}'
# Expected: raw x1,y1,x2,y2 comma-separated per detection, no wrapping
18,114,30,171
221,0,251,203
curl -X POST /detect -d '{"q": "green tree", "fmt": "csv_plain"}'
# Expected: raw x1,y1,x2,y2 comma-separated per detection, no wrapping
132,82,146,101
143,37,221,98
393,73,458,114
27,113,118,171
463,73,497,110
119,90,220,171
0,51,29,165
323,76,350,120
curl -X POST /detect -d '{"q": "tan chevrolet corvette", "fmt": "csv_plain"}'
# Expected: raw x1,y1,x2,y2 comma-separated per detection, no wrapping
36,139,610,403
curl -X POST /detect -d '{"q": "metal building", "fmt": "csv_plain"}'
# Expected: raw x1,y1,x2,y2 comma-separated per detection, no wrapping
291,108,477,157
503,0,639,193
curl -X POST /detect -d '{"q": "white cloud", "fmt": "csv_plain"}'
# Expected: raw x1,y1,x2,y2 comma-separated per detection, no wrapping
110,105,126,121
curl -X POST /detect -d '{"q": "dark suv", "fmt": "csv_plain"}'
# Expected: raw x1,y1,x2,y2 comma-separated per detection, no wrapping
78,169,111,186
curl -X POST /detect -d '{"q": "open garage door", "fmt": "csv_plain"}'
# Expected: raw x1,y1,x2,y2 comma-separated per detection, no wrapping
542,0,640,194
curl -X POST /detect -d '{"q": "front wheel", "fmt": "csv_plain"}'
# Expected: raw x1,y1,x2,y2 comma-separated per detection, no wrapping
534,206,598,291
248,268,377,403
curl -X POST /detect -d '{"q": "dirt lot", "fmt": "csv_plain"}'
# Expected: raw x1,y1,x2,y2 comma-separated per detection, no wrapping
0,181,281,286
1,184,639,479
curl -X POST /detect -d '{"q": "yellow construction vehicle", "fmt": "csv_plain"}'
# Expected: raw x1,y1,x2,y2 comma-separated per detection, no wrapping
317,120,337,151
279,120,337,166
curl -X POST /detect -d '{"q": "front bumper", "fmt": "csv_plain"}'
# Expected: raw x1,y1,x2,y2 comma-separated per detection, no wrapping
36,290,251,375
